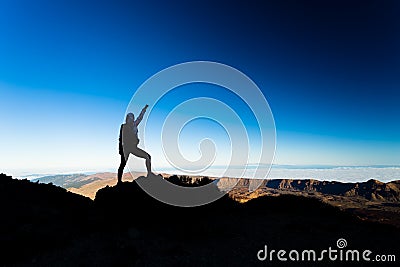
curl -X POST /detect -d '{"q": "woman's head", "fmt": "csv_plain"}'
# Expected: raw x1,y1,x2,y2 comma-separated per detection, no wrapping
126,113,135,124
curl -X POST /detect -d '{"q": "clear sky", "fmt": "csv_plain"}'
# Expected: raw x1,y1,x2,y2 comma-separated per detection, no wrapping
1,0,399,175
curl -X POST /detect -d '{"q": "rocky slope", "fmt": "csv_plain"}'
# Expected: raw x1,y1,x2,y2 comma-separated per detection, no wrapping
2,172,400,266
217,178,400,202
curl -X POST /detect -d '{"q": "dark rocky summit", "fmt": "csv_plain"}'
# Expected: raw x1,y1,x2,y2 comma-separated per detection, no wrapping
1,173,399,266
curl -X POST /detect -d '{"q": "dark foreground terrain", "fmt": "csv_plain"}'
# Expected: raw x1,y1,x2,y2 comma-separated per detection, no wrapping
1,173,399,266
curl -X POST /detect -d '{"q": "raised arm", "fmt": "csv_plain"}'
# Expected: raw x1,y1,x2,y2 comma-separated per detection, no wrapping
135,104,148,126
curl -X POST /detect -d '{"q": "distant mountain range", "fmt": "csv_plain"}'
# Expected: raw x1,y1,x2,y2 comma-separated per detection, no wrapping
32,172,144,199
31,173,97,188
217,178,400,202
32,172,400,203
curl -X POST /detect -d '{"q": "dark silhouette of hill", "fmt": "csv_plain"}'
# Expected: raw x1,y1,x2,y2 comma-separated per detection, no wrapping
0,173,93,265
1,172,399,266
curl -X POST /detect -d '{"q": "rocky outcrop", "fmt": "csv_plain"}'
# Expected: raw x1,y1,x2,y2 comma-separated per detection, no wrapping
217,178,400,202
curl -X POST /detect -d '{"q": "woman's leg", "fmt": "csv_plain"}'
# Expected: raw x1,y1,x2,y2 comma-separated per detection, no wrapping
117,152,128,183
131,147,152,175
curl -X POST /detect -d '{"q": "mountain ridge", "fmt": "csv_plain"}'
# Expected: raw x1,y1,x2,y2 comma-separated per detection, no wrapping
32,172,400,202
218,177,400,202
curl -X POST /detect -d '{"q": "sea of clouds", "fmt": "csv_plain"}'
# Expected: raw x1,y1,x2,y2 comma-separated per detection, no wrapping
9,165,400,183
163,165,400,183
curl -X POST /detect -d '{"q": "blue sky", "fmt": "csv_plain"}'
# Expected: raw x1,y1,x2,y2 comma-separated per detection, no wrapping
1,0,399,174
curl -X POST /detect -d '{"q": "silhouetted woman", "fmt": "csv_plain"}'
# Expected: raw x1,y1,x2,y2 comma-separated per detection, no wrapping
117,105,152,184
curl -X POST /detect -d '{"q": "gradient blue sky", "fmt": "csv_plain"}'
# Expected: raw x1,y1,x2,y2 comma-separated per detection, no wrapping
1,0,399,174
